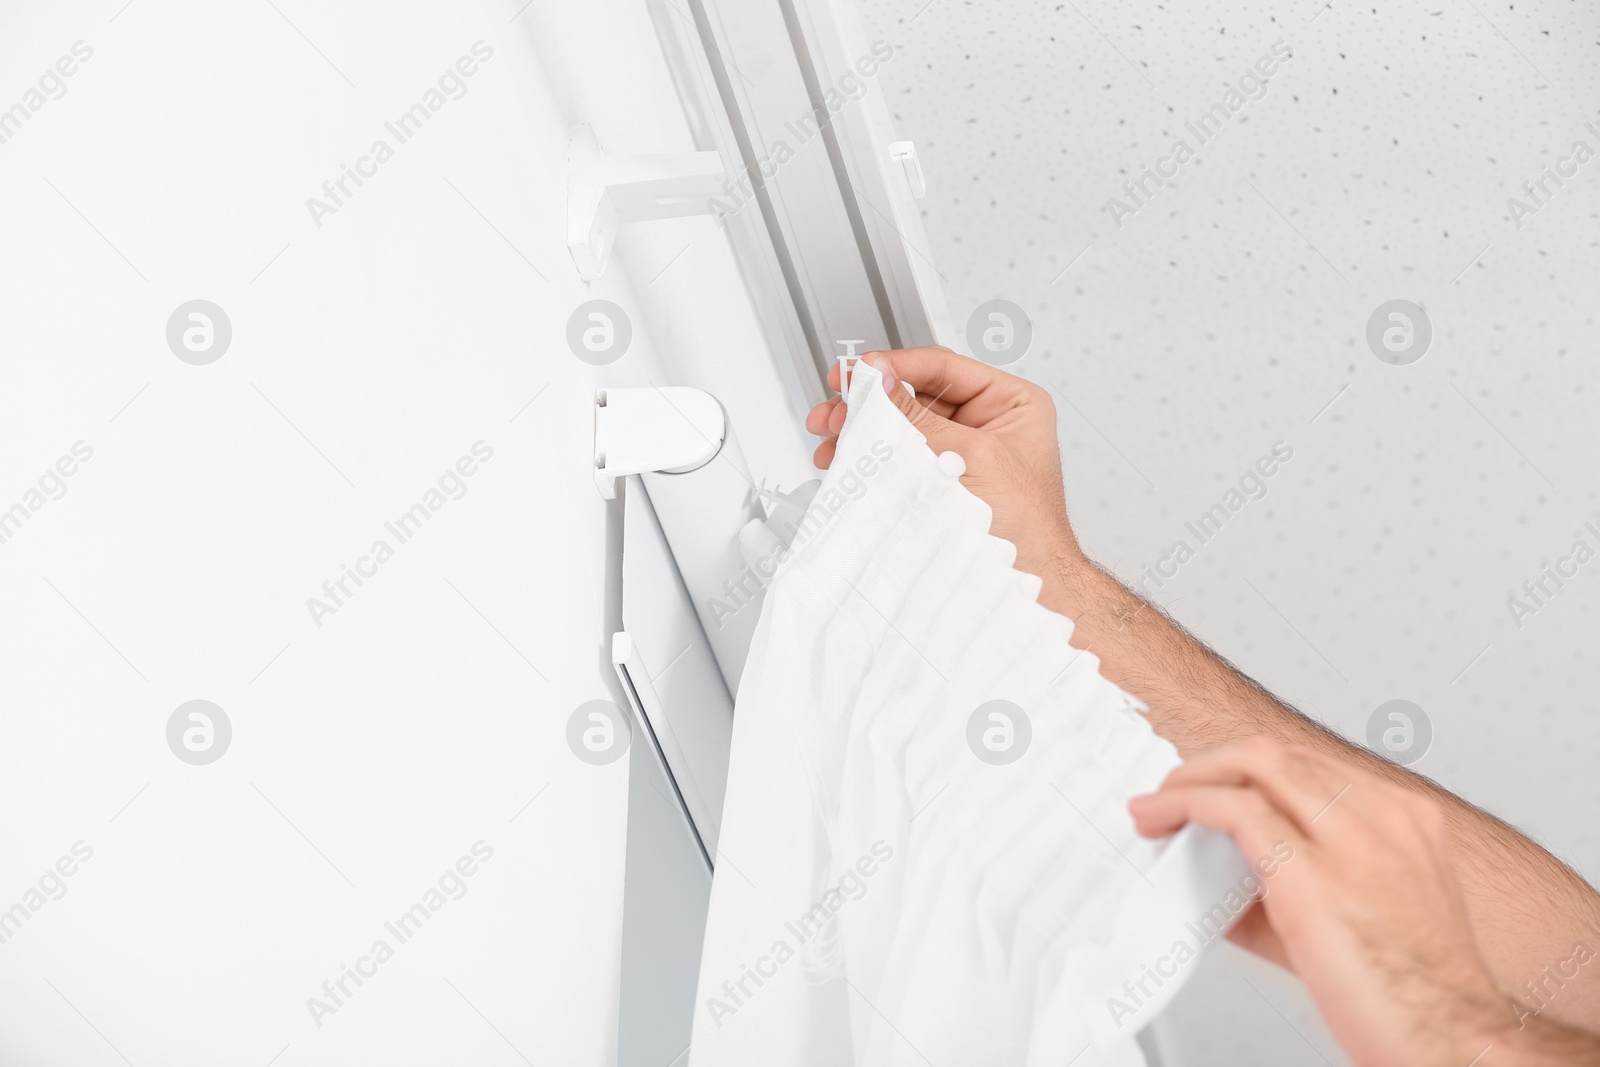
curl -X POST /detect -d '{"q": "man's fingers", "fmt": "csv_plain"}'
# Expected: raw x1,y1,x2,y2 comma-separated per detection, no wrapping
1129,783,1304,867
873,358,992,461
805,398,840,437
1226,901,1291,971
812,438,837,470
828,357,961,421
864,346,1000,407
813,352,994,468
868,347,1038,429
1158,739,1357,837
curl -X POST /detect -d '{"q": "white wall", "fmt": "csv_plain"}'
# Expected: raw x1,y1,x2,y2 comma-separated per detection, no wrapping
854,0,1599,1063
0,0,788,1062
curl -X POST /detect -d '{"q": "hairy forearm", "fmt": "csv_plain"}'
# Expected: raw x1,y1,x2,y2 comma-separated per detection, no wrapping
1040,553,1600,1030
1480,1013,1600,1065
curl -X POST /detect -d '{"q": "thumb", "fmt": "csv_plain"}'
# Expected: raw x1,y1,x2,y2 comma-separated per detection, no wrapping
867,353,985,459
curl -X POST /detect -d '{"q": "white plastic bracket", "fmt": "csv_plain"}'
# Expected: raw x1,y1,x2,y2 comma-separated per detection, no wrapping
835,338,866,397
593,386,726,499
568,124,727,281
889,140,927,200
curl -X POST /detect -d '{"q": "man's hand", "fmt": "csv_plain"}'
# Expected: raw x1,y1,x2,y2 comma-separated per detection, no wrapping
809,347,1600,1036
1130,739,1600,1066
806,347,1085,594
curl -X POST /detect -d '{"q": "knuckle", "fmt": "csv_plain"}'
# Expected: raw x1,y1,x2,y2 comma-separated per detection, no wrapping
1236,790,1275,823
1237,735,1283,763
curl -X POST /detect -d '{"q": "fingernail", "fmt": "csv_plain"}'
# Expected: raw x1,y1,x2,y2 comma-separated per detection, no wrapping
865,352,898,396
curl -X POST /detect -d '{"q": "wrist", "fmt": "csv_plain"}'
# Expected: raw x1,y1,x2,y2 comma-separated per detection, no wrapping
1038,536,1109,619
1039,517,1089,582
